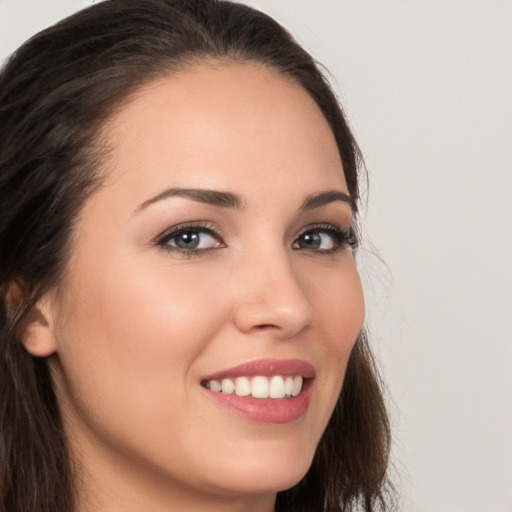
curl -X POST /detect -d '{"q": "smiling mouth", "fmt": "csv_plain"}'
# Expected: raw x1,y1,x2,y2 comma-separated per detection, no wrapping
201,375,304,399
200,359,315,423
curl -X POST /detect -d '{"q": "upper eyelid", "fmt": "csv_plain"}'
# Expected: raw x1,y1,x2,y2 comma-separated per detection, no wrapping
294,222,349,237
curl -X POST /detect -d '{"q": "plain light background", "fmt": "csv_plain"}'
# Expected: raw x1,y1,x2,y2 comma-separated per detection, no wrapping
1,1,511,511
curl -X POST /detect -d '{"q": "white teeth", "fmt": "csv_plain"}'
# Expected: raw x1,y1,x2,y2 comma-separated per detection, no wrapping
207,375,304,399
235,377,251,396
291,376,303,397
209,380,222,392
269,376,285,399
251,376,269,398
284,376,293,395
221,378,235,394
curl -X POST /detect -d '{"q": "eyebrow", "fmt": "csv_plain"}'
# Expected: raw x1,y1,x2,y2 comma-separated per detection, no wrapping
135,187,354,214
301,190,356,212
135,187,246,214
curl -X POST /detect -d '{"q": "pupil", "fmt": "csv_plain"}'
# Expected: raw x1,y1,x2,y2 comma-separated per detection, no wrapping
176,231,199,249
301,232,320,248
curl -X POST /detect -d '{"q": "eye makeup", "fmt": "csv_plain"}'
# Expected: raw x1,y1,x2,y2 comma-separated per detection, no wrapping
154,219,356,259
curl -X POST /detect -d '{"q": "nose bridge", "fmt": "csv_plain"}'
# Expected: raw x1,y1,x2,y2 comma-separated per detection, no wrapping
232,240,313,337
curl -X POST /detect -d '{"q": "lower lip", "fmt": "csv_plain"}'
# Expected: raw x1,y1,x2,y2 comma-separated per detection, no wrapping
203,379,313,424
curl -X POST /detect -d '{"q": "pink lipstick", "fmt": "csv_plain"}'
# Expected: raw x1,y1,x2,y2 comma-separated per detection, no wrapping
201,359,315,424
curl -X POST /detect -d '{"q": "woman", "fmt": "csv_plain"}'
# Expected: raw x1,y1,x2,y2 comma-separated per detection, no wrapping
0,1,393,511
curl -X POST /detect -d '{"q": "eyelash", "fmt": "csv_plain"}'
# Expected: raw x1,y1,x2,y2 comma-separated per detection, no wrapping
294,224,357,254
155,222,357,258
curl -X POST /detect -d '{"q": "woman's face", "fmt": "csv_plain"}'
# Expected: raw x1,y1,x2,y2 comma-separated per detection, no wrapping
44,63,365,510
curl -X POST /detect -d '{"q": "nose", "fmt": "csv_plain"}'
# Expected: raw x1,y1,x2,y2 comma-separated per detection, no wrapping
231,250,314,339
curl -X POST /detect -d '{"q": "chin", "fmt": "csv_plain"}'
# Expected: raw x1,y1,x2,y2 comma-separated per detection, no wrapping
203,441,316,496
216,468,310,497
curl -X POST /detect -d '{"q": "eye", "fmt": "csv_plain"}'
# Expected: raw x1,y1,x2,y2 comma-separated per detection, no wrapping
292,225,356,253
295,231,335,251
156,223,225,254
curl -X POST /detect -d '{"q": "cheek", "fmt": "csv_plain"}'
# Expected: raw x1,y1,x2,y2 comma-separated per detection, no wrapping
307,260,365,411
314,260,365,353
66,252,222,352
53,255,226,432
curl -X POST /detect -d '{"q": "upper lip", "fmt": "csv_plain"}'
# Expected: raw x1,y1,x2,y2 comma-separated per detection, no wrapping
201,359,316,381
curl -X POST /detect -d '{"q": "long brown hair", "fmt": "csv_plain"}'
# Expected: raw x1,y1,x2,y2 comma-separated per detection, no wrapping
0,1,394,510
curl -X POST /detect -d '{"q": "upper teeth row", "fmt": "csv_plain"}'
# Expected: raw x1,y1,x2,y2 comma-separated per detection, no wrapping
204,375,303,399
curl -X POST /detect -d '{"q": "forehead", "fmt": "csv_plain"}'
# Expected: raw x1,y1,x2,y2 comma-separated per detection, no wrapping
98,62,347,201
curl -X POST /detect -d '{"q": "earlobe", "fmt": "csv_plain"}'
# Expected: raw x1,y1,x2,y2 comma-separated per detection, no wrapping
6,281,58,357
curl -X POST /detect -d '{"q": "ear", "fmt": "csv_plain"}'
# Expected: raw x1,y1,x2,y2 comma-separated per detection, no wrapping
6,281,58,357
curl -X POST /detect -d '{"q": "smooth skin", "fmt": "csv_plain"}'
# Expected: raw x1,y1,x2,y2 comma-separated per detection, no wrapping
24,63,365,512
